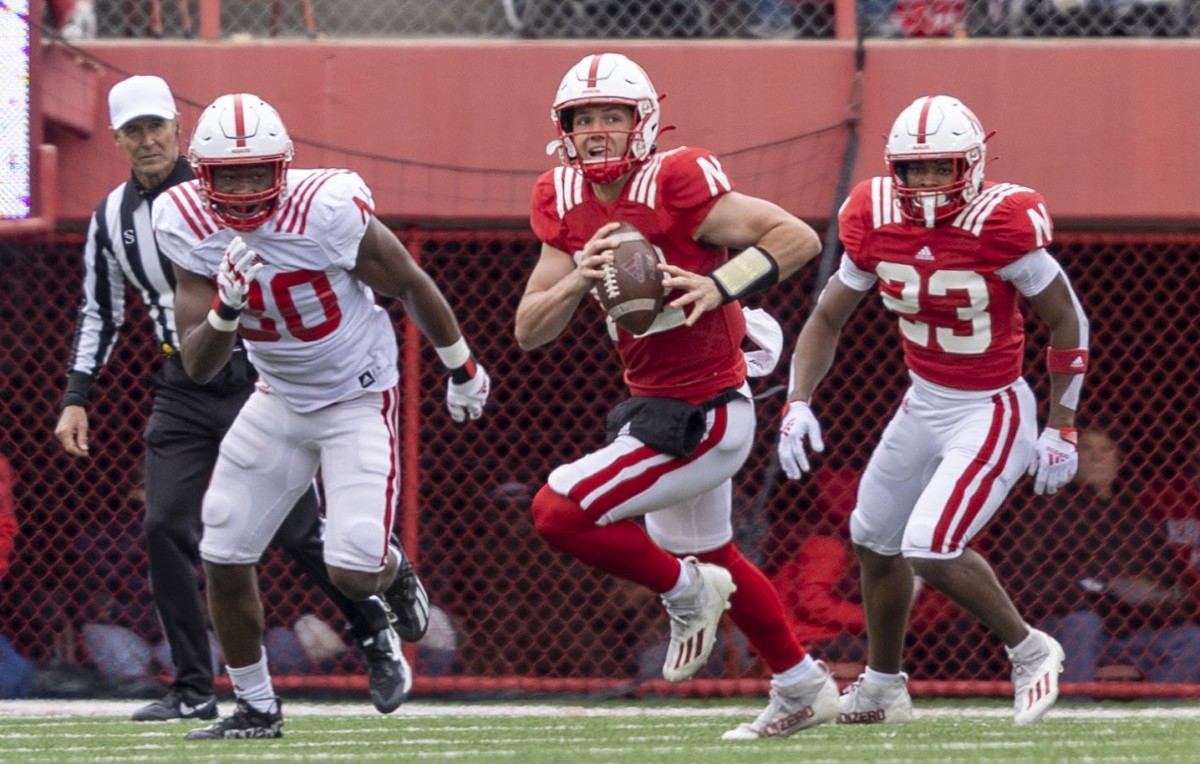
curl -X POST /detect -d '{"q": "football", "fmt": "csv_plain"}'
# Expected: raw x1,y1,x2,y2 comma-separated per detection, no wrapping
596,222,663,335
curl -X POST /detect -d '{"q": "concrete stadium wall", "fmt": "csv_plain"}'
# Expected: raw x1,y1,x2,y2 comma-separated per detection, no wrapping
40,39,1200,227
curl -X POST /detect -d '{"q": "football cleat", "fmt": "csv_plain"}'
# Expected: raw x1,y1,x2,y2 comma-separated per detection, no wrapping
722,664,838,739
132,690,217,722
1010,629,1065,725
837,673,914,725
384,542,431,643
661,556,736,683
184,698,283,740
359,623,412,714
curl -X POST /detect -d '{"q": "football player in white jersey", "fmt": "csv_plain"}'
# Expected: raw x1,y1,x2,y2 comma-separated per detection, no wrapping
517,53,838,740
777,95,1090,726
154,93,490,740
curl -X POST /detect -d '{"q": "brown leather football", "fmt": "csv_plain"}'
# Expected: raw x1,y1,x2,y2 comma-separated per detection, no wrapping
596,222,663,335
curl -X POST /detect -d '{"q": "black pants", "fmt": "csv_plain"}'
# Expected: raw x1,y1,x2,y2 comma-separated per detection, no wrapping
142,350,387,698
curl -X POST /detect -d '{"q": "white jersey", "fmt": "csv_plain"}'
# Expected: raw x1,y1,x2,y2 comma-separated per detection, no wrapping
153,169,399,412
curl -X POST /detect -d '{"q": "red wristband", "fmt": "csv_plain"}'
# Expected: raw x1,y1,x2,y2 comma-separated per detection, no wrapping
1047,348,1089,374
1050,426,1078,445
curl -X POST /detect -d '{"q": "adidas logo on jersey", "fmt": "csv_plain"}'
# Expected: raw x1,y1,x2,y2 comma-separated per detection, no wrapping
915,246,935,261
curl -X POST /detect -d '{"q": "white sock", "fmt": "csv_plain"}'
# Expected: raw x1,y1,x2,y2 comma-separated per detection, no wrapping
864,666,904,685
661,560,691,601
1006,626,1041,660
773,655,821,687
226,648,277,713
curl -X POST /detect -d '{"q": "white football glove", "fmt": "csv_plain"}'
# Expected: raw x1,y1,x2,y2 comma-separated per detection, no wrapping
777,400,825,480
216,236,262,312
1027,427,1079,495
446,363,490,423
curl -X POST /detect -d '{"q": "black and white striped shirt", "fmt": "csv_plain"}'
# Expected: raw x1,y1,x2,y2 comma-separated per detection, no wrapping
60,157,195,409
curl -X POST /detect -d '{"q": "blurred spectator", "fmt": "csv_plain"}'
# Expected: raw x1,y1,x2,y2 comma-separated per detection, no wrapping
417,605,459,677
860,0,904,36
892,0,966,35
741,0,796,37
0,454,35,699
265,613,348,675
45,0,96,39
1140,440,1200,626
74,483,168,694
1004,429,1200,684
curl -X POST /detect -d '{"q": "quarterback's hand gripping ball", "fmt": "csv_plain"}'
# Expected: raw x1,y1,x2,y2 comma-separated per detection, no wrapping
446,363,490,423
1027,427,1079,495
217,236,262,312
595,222,664,336
777,400,825,480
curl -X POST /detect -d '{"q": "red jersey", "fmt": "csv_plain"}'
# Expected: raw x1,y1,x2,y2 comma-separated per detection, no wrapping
839,177,1055,390
530,147,746,402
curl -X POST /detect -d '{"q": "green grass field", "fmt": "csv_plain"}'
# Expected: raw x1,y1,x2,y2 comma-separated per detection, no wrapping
2,698,1198,764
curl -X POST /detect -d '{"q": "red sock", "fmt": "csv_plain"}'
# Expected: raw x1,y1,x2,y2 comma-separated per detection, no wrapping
531,485,681,593
696,543,807,673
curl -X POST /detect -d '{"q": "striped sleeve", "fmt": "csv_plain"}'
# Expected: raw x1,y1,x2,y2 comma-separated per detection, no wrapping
62,189,128,405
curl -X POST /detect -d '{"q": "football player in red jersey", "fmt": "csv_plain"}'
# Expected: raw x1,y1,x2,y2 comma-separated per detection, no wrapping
777,95,1090,726
516,52,834,740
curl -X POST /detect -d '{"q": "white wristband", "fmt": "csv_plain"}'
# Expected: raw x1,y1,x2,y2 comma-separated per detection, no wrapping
435,336,470,369
206,309,239,333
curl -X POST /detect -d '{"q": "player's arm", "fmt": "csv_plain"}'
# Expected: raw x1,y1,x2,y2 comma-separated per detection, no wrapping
663,192,821,324
352,217,465,347
171,264,239,384
514,222,619,351
1026,273,1089,429
353,217,489,421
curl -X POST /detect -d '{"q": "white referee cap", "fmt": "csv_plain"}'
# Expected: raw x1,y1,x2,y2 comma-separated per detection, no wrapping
109,75,177,130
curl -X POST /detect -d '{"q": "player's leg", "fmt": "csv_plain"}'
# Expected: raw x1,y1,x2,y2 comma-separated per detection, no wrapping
837,391,938,724
901,380,1062,724
532,402,750,590
645,477,837,739
187,391,318,739
314,390,413,712
532,397,753,682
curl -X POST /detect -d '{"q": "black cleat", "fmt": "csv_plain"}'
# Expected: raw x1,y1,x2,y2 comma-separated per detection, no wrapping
384,545,430,642
184,697,283,739
132,690,218,722
359,624,412,714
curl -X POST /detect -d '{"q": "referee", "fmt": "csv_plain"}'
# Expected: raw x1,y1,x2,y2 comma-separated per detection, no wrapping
53,75,427,720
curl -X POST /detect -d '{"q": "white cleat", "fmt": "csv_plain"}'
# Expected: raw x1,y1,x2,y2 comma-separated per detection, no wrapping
661,557,736,683
722,664,838,739
1010,630,1065,725
836,673,914,724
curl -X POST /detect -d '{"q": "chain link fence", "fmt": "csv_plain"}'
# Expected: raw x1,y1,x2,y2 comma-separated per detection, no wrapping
62,0,1199,41
2,227,1198,698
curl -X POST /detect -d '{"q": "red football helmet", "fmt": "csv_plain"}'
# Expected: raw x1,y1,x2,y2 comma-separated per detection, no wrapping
188,93,294,231
548,53,662,185
885,95,988,227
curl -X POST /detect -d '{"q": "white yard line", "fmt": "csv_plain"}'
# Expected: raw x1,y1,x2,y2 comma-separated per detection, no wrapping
2,699,1198,720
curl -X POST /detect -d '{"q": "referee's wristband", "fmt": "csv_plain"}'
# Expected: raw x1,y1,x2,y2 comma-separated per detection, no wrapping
711,246,780,304
206,309,239,333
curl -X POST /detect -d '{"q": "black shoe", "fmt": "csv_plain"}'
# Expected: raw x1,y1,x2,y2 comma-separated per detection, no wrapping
132,690,218,722
384,545,430,642
184,698,283,739
358,624,412,714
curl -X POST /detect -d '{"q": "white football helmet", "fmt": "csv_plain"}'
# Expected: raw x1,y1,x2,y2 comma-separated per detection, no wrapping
885,95,988,227
548,53,662,184
188,93,294,231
